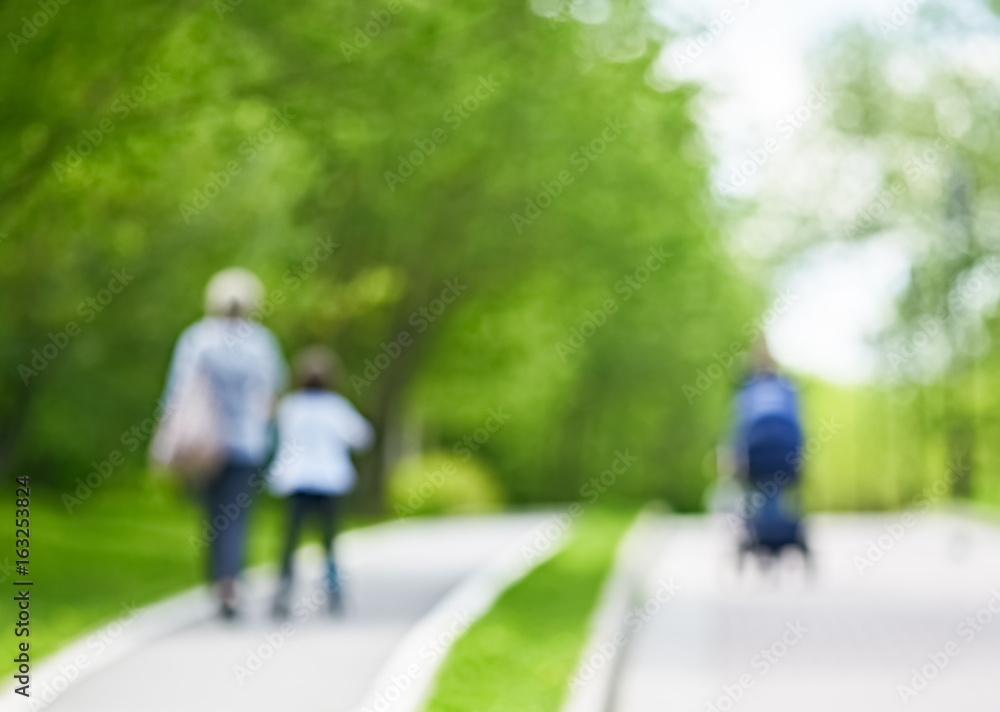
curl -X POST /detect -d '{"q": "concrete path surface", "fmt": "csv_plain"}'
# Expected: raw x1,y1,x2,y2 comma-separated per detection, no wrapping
15,513,551,712
614,512,1000,712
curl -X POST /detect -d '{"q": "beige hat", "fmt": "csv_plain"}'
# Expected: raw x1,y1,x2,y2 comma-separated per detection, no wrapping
204,267,264,318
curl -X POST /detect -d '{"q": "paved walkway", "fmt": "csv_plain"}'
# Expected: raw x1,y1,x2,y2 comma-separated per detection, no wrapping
614,512,1000,712
26,514,550,712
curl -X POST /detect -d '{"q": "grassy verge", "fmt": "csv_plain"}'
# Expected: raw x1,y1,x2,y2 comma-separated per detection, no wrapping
1,477,377,676
423,506,636,712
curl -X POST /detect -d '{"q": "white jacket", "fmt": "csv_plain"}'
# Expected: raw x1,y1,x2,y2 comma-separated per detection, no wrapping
269,390,374,496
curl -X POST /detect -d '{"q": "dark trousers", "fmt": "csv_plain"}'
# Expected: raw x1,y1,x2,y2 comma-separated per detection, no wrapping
279,492,339,581
203,463,257,581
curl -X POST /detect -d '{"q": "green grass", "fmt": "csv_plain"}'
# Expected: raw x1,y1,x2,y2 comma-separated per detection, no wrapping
1,476,377,675
423,507,636,712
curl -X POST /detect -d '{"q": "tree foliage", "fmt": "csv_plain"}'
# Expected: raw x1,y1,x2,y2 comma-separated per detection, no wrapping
0,0,757,510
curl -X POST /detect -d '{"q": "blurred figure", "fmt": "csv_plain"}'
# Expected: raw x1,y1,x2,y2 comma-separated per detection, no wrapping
160,268,287,618
269,346,374,617
731,342,808,568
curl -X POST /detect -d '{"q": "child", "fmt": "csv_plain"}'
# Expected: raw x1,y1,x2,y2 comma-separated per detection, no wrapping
269,346,374,616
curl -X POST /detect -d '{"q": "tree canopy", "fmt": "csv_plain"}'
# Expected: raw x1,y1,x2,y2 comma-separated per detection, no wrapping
1,0,759,510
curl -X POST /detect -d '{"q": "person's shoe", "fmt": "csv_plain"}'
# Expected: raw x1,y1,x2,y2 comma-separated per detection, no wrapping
324,561,340,590
325,561,344,615
218,577,239,621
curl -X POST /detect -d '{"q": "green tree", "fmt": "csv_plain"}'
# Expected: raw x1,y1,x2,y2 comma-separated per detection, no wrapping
0,0,756,510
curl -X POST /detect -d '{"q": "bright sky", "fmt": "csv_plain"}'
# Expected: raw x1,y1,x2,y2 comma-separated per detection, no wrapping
649,0,990,383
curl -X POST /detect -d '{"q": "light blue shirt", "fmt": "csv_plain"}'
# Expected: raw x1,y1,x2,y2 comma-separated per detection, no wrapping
164,317,287,466
269,391,374,496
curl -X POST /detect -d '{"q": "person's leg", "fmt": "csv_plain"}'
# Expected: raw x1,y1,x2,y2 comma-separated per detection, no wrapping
319,495,342,611
319,496,338,581
216,466,256,578
206,464,256,617
273,493,309,617
202,474,225,584
279,493,310,581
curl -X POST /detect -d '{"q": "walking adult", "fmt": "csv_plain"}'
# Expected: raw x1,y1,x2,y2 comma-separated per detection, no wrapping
159,267,286,617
